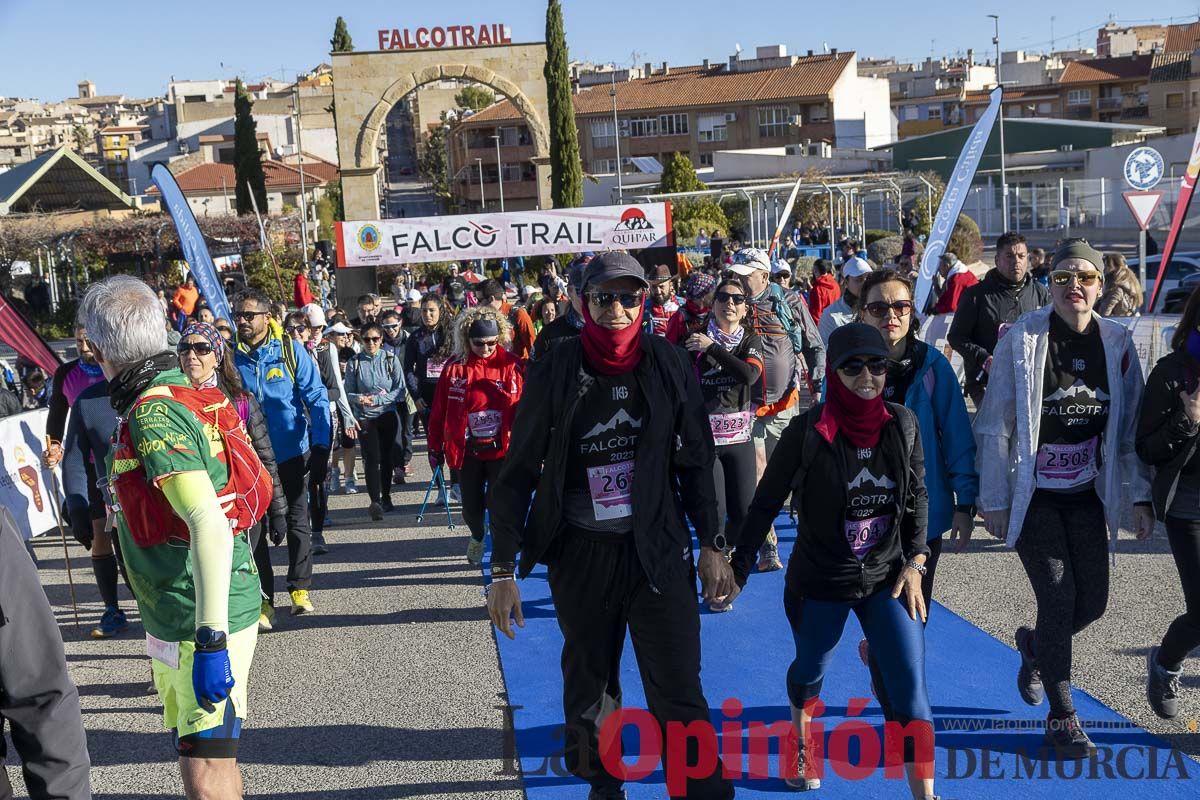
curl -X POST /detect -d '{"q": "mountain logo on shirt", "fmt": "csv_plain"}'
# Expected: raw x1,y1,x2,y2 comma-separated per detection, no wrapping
583,409,642,438
847,468,896,492
1043,380,1109,404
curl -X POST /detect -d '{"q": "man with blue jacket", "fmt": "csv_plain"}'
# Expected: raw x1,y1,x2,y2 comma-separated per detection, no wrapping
234,290,331,615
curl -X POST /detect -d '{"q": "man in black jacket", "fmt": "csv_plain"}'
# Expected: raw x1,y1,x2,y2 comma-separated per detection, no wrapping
530,255,589,361
0,507,92,799
948,232,1050,405
488,252,734,800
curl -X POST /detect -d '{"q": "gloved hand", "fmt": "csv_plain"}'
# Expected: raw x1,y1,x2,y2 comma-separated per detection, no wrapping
68,507,93,550
428,451,444,471
269,515,288,546
192,640,235,714
306,446,330,485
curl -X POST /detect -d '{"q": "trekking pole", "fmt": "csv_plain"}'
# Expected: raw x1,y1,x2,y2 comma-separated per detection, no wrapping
437,466,456,530
42,438,81,631
415,465,440,523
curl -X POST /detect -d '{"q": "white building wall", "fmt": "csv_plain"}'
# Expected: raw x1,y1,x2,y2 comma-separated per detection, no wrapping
830,67,894,148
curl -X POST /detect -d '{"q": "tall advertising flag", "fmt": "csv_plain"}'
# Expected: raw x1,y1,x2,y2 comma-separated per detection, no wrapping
768,176,804,256
1147,118,1200,311
0,295,60,375
151,164,232,322
915,86,1003,313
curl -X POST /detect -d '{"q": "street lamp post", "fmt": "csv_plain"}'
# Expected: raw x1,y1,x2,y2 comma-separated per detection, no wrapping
989,13,1009,230
611,73,623,203
292,84,309,247
475,157,486,211
491,133,505,213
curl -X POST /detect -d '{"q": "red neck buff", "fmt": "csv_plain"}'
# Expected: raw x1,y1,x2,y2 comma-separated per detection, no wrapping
815,368,893,448
581,302,644,375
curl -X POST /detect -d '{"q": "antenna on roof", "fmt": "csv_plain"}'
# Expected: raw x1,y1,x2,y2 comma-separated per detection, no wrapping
735,43,742,54
822,41,830,54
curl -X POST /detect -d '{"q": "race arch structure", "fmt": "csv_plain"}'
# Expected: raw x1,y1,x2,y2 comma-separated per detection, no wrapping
331,43,552,221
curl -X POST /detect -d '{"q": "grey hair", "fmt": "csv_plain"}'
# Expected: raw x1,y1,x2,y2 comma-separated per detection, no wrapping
79,276,169,371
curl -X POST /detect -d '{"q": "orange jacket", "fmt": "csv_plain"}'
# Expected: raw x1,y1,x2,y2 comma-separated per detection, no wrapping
501,302,538,362
172,285,199,317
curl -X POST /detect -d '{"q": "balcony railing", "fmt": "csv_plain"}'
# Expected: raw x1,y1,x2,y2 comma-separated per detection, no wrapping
1097,97,1122,111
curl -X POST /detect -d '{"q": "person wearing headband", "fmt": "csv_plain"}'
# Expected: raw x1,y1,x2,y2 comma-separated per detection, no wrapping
427,306,524,565
976,238,1153,759
487,251,734,799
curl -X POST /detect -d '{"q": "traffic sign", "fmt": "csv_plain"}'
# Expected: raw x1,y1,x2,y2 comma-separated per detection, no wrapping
1123,190,1164,231
1124,146,1165,190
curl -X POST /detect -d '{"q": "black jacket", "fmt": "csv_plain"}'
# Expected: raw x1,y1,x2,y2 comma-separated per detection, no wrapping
1136,350,1200,520
489,334,719,591
223,385,288,528
530,312,582,362
732,403,930,601
947,269,1049,392
0,510,91,798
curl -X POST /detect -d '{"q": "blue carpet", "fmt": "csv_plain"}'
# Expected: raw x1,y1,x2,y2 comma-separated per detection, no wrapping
492,516,1200,798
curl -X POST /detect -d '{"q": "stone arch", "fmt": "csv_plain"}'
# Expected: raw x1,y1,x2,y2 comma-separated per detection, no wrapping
353,63,550,171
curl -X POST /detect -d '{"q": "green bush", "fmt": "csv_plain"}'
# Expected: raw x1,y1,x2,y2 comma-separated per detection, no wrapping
947,213,984,266
867,236,904,265
864,229,895,245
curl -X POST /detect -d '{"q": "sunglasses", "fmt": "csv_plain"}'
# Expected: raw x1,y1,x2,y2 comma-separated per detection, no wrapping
363,336,383,343
838,357,889,377
177,341,216,356
586,290,644,308
382,323,401,330
285,325,306,334
234,310,267,321
864,300,915,319
714,291,746,305
471,338,499,348
1050,270,1102,287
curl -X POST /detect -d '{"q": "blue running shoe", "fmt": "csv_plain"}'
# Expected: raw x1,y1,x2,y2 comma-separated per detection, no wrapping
91,608,128,639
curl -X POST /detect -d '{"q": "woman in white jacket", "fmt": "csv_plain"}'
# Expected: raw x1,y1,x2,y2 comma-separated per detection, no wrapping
975,238,1154,760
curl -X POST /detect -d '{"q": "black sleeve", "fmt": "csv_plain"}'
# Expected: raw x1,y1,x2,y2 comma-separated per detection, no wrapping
946,287,988,373
668,348,719,547
530,324,551,362
1136,361,1199,467
489,353,556,565
403,333,419,379
319,347,341,404
60,403,90,516
0,515,92,798
0,388,21,419
45,361,74,442
246,394,288,522
901,411,931,560
704,340,762,387
730,415,808,585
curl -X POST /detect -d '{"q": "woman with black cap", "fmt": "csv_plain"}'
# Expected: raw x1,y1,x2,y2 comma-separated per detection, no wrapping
976,238,1153,759
487,251,734,800
732,322,936,799
427,306,524,566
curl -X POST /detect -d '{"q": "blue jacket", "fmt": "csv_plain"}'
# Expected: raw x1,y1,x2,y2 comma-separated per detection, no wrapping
903,343,978,539
235,322,331,461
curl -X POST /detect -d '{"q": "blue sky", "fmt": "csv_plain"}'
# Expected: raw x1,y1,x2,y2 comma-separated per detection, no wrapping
1,0,1197,101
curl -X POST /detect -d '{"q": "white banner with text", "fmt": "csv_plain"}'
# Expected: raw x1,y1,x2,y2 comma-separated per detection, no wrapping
0,409,60,540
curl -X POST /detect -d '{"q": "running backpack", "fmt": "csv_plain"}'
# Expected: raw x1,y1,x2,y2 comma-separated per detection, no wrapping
765,283,807,356
110,384,272,548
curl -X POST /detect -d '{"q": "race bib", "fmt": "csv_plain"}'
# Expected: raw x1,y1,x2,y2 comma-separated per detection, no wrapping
468,409,502,439
427,357,448,379
709,410,752,445
1036,437,1099,490
146,632,180,670
845,514,893,560
587,460,634,521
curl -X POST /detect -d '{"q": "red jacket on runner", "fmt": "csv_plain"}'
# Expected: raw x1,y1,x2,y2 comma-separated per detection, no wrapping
807,273,841,324
428,347,524,470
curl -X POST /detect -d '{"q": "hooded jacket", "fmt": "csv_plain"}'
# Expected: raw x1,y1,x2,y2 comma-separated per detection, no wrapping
975,305,1151,551
1135,349,1200,520
807,273,841,324
1096,266,1142,317
234,320,331,462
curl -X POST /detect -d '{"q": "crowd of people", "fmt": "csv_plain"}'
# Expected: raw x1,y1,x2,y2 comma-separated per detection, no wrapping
4,229,1199,800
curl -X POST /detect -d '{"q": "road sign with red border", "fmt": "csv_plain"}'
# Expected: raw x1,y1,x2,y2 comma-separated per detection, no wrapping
1122,191,1164,231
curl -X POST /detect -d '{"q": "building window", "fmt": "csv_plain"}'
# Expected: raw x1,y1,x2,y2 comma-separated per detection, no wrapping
500,164,523,182
183,94,206,103
927,106,942,120
898,81,909,96
757,106,790,138
497,126,521,147
628,117,659,137
1167,92,1185,109
1037,102,1053,114
697,114,728,142
658,113,688,135
590,119,615,149
698,152,713,167
808,103,829,122
1066,89,1091,106
592,158,617,174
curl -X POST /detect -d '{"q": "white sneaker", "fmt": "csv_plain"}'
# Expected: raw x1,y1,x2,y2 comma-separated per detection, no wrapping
448,484,462,504
344,477,359,495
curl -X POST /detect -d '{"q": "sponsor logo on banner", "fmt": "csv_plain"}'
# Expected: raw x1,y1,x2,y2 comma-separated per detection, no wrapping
0,410,60,539
336,203,673,267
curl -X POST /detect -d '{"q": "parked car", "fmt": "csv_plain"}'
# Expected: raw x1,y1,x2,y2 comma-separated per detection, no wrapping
1163,272,1200,313
1131,252,1200,312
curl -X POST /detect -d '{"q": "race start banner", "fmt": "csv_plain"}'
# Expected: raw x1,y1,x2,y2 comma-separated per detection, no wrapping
336,203,674,268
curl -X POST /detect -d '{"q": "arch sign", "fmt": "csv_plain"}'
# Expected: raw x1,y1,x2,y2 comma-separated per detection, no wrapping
377,24,512,50
336,204,674,267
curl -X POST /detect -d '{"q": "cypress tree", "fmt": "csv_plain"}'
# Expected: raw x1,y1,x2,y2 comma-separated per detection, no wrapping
543,0,583,208
330,16,353,52
234,79,268,216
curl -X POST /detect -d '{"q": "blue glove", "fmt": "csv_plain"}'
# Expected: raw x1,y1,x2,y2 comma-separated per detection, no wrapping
192,643,235,713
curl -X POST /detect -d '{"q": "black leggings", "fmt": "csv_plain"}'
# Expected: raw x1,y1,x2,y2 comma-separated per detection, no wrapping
1015,494,1110,717
713,441,756,542
1159,516,1200,671
460,455,503,542
360,411,399,503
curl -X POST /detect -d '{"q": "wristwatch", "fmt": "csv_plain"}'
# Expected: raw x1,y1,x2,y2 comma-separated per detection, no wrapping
904,559,928,576
708,533,729,552
194,626,229,652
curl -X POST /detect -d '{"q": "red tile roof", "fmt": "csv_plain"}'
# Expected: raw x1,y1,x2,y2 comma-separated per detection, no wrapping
1059,55,1153,85
152,159,338,195
1165,22,1200,53
963,86,1059,104
462,52,855,124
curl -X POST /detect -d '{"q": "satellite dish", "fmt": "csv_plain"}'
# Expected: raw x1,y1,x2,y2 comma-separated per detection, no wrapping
735,43,742,54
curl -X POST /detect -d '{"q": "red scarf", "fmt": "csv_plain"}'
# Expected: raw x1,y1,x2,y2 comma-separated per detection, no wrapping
815,368,893,448
581,303,644,376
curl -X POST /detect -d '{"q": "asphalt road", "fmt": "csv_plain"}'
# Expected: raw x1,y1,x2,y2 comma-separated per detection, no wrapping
5,453,1200,797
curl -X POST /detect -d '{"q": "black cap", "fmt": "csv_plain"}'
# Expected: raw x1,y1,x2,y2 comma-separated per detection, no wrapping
827,323,890,371
582,251,650,293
